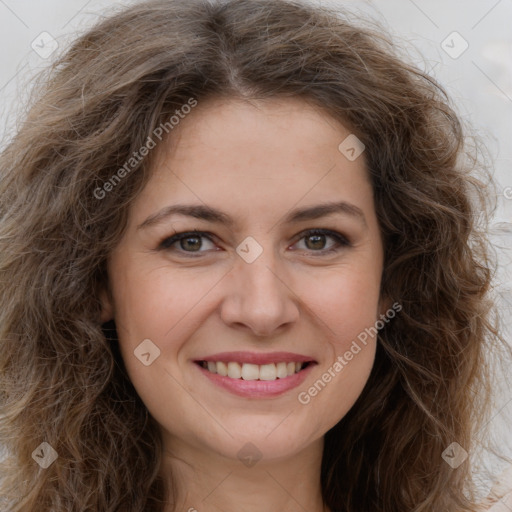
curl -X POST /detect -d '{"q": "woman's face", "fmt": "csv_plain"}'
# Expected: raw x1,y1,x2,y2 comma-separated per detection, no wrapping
103,97,386,463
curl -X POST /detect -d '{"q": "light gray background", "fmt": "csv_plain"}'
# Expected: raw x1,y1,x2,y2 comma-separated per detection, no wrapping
0,0,511,495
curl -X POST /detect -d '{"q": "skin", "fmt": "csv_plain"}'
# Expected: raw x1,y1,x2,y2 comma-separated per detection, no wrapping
101,97,388,512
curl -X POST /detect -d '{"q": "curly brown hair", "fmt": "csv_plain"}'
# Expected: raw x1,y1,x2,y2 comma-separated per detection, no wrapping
0,0,508,510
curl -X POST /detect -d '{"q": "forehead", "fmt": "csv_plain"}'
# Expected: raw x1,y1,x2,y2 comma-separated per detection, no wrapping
154,97,369,181
157,96,358,163
131,97,376,230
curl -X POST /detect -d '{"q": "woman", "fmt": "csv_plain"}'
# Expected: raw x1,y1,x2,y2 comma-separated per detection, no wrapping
0,0,510,510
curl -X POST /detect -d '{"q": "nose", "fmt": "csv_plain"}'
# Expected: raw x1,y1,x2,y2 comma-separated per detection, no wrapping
219,251,300,338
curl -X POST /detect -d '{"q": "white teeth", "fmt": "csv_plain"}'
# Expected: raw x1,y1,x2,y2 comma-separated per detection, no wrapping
216,361,228,377
259,363,277,380
276,362,288,379
241,363,260,381
227,362,242,379
201,360,308,380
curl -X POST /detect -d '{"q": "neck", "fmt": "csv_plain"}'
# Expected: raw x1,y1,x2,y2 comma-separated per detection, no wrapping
160,436,328,512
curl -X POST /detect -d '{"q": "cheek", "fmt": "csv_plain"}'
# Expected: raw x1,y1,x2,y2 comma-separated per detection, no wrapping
305,266,382,346
111,263,207,340
293,265,380,416
109,268,194,418
296,279,378,432
109,264,226,397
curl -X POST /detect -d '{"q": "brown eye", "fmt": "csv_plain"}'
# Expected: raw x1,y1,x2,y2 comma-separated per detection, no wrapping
178,235,203,252
292,229,350,255
159,231,216,254
304,233,328,250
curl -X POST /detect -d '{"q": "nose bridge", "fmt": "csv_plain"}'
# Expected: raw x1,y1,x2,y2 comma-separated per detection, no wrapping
220,239,299,336
242,255,281,301
235,232,281,289
238,240,287,303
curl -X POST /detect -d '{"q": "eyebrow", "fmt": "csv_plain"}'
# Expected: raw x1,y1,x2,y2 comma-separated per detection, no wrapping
137,200,367,230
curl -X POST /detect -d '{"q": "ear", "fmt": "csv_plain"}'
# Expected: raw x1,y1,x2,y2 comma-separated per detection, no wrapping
99,286,114,324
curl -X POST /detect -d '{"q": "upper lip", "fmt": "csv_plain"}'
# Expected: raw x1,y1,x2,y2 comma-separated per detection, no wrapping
195,351,316,365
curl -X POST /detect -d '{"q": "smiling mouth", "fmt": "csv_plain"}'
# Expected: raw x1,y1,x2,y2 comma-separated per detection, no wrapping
196,360,313,381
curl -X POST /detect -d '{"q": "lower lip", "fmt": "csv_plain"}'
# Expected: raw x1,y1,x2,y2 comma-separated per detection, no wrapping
195,362,315,398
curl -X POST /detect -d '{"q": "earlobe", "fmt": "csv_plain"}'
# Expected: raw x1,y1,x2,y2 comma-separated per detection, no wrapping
99,287,114,324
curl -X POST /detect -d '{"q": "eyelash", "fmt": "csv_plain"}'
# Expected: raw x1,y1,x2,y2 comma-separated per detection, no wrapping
157,228,351,257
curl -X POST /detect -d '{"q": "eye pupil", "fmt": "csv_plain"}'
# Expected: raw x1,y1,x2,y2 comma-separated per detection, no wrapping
181,236,202,251
306,234,326,250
